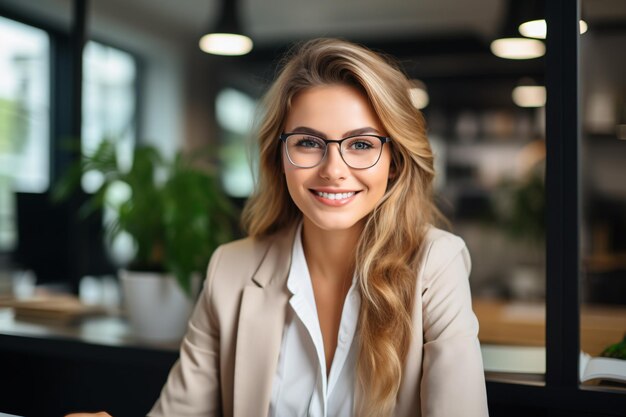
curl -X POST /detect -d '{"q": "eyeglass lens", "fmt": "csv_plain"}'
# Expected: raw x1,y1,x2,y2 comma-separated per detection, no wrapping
284,134,383,169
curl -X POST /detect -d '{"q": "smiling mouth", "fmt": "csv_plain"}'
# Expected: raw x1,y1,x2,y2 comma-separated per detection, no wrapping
309,190,360,200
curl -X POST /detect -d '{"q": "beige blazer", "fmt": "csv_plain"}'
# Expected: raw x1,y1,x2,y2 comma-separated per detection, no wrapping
148,225,489,417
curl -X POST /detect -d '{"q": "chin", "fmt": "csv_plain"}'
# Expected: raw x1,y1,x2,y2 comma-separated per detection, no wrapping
305,214,366,233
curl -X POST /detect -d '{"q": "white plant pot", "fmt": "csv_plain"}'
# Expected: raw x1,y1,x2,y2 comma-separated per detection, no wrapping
119,270,196,343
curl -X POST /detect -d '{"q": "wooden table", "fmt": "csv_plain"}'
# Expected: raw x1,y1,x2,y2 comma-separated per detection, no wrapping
474,298,626,356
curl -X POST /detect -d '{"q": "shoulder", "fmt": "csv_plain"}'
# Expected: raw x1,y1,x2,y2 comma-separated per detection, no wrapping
209,233,279,278
418,226,471,288
215,235,272,266
200,227,295,320
206,226,296,289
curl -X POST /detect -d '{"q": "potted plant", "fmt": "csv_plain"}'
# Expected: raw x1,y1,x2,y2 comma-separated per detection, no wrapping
54,139,236,341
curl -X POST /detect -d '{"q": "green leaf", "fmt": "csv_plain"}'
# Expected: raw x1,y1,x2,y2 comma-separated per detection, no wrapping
601,334,626,359
53,139,237,298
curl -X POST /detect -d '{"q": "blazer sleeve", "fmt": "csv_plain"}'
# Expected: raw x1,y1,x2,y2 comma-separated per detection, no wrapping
148,245,224,417
420,235,489,417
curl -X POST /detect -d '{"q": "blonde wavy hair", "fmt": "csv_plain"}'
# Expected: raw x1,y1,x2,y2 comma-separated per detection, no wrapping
242,38,443,416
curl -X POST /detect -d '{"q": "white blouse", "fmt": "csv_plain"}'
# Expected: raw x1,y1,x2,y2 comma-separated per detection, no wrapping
268,224,361,417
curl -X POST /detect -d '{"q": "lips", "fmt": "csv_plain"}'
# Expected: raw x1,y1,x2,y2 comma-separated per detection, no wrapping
314,190,355,200
309,188,361,205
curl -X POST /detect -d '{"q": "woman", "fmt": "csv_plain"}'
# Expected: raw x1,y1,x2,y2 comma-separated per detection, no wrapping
70,38,488,417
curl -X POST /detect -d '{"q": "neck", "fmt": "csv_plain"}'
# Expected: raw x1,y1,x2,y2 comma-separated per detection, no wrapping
300,218,363,285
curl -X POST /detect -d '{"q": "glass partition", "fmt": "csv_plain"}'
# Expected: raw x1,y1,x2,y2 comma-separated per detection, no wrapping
432,88,546,381
419,2,547,381
580,0,626,391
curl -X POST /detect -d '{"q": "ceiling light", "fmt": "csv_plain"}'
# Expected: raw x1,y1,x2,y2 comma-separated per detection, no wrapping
519,19,588,39
200,33,252,56
491,0,546,60
409,80,429,109
512,84,546,108
490,38,545,60
199,0,252,56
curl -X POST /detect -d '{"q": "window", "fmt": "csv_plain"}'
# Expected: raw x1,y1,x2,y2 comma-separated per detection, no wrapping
82,41,138,192
216,87,257,198
0,16,50,252
0,16,50,193
81,41,139,267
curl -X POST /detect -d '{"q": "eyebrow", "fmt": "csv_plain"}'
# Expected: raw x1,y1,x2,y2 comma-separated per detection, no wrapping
290,126,383,138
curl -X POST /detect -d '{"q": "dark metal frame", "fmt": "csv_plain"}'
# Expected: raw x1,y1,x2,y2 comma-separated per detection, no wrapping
544,0,581,391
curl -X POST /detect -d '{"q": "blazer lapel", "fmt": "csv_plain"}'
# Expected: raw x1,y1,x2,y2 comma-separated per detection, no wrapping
233,226,297,417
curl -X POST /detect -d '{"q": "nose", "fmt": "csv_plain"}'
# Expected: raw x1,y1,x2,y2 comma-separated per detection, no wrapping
318,143,349,180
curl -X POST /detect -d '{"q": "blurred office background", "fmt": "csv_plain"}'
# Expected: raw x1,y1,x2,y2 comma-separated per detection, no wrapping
0,0,625,414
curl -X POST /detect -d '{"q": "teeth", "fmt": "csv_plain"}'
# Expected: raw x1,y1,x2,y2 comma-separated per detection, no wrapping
316,191,355,200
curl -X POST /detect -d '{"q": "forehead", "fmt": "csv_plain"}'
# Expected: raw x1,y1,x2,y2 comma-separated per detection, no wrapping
284,84,385,134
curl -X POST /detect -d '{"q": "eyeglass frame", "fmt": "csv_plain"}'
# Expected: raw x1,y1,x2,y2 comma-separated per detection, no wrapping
279,132,392,169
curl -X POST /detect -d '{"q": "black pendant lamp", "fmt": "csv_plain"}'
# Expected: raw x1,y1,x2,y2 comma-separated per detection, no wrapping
199,0,253,56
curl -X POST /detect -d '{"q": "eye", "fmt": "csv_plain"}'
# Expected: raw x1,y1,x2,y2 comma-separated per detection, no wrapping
295,136,323,148
346,137,374,151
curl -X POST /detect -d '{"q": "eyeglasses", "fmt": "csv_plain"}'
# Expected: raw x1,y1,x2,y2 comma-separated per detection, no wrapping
279,132,391,169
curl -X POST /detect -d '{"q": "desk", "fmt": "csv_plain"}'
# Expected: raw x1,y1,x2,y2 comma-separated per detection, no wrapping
0,309,178,417
0,308,179,351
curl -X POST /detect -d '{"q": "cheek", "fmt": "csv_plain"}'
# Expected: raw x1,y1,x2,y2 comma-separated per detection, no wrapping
357,169,389,199
374,155,393,188
382,151,395,183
